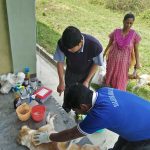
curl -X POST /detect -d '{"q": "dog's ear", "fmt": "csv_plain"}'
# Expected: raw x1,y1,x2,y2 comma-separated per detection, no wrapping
46,112,57,124
21,125,29,130
17,126,30,145
19,125,30,136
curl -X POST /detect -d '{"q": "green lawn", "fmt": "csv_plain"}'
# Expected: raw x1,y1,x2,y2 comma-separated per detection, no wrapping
36,0,150,100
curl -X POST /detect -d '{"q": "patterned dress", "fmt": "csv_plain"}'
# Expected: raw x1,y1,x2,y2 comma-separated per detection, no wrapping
105,28,141,90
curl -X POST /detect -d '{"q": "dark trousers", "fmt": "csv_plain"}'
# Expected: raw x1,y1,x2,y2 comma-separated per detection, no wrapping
62,69,89,112
110,136,150,150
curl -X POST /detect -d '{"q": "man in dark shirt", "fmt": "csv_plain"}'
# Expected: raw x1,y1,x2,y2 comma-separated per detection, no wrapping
53,26,103,112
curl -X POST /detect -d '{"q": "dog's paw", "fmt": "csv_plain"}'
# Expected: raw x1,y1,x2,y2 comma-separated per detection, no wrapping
46,112,57,124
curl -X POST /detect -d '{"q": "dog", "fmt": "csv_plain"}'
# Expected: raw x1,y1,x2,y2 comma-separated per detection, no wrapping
17,113,100,150
17,113,59,150
132,74,150,91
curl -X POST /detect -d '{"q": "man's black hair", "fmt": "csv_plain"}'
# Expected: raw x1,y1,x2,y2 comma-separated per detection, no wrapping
61,26,82,49
65,83,93,109
123,13,135,21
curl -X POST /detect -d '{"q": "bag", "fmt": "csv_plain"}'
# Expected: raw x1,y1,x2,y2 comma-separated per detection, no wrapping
92,61,106,85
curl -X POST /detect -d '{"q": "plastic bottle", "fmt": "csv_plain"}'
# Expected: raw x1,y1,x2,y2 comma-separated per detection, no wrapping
37,80,42,88
14,88,22,109
29,94,36,103
20,86,29,99
23,67,30,87
0,74,16,94
13,86,20,97
30,78,37,90
24,67,30,78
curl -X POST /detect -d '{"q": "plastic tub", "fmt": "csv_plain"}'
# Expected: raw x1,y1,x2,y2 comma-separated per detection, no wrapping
16,103,31,121
31,105,46,122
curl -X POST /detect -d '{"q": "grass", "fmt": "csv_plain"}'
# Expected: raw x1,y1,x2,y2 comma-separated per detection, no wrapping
36,21,60,52
36,0,150,100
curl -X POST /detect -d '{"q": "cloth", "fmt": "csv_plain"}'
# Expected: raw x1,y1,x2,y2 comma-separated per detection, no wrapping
78,87,150,141
54,33,103,74
105,28,141,90
111,136,150,150
54,45,103,65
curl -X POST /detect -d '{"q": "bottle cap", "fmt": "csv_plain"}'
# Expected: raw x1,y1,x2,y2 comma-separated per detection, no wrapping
31,94,36,99
24,67,30,73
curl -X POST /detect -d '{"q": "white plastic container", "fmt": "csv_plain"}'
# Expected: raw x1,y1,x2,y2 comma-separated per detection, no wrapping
0,74,16,94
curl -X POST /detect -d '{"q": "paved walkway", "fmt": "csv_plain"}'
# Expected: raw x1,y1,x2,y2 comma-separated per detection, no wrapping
36,49,118,150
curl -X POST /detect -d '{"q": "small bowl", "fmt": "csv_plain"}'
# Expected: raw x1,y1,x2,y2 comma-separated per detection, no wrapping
31,105,46,122
16,103,31,121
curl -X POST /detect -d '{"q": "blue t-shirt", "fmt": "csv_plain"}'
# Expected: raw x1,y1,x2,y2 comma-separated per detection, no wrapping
78,87,150,141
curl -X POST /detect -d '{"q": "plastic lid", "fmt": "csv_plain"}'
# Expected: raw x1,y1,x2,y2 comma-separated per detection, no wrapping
31,95,36,99
14,86,19,92
24,67,30,73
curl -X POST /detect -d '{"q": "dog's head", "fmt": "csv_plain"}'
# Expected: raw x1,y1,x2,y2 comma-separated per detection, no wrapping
17,125,35,147
132,74,150,91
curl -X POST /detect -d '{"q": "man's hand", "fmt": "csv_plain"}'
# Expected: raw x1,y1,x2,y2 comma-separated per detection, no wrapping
134,63,142,69
32,132,51,146
57,82,65,96
83,81,89,88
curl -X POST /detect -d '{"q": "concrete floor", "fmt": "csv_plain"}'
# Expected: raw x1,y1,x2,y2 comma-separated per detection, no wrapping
36,50,118,150
0,93,76,150
0,52,92,149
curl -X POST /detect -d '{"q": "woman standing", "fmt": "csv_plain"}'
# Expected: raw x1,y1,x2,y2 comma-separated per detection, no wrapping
103,13,141,90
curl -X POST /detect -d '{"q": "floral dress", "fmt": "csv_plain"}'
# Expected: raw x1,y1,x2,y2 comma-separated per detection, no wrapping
105,28,141,90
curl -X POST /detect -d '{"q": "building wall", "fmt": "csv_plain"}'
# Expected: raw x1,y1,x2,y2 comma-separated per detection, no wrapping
6,0,36,74
0,0,12,74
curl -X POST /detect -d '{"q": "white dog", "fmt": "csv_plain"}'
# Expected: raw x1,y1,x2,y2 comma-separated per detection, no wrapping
17,113,100,150
132,74,150,91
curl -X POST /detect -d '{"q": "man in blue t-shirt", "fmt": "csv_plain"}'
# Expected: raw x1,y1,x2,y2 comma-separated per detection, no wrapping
33,84,150,150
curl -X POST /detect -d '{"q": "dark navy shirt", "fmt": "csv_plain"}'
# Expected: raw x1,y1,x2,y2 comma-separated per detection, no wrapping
53,34,103,74
78,87,150,141
54,44,103,65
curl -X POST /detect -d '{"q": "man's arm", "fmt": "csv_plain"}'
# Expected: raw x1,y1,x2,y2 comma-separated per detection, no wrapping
83,51,103,87
57,62,65,96
53,45,65,96
50,126,84,142
134,43,141,69
32,126,85,145
103,38,113,58
83,64,98,87
33,113,101,145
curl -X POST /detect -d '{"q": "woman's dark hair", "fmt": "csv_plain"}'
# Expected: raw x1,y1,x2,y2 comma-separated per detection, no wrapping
65,83,93,109
61,26,82,49
123,13,135,21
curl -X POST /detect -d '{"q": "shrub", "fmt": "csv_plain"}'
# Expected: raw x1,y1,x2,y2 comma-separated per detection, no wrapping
140,9,150,20
88,0,105,6
140,9,150,25
105,0,150,14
